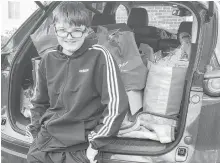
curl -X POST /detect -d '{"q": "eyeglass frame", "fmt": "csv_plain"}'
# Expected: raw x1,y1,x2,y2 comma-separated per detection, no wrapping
53,25,88,38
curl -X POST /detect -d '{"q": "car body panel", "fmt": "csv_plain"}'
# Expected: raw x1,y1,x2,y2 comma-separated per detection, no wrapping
1,8,43,67
1,150,27,163
188,2,220,162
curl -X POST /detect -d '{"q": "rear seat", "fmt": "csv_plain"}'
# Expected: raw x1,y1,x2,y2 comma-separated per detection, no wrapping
90,12,132,34
158,39,180,51
127,8,161,52
157,22,192,52
134,26,161,52
127,8,192,54
91,13,116,26
177,21,192,39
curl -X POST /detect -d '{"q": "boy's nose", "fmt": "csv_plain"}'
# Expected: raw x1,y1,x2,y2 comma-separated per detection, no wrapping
67,33,73,39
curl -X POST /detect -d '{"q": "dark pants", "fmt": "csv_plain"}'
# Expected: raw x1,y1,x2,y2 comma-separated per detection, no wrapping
27,140,90,163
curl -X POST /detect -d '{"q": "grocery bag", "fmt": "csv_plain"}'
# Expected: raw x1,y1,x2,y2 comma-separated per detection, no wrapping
96,26,148,115
143,48,188,116
96,26,148,91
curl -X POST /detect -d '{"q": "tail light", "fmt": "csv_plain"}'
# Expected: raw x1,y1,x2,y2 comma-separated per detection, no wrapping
203,69,220,97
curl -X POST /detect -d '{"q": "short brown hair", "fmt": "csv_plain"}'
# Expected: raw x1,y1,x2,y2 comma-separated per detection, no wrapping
53,2,90,27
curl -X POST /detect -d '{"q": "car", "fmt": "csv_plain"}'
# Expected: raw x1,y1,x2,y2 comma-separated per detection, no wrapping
1,1,220,163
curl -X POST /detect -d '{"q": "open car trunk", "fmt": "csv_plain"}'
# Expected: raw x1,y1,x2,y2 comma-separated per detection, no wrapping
8,36,178,161
6,1,212,161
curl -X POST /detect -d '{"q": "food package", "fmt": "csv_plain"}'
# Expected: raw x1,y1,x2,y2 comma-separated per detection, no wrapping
143,47,189,116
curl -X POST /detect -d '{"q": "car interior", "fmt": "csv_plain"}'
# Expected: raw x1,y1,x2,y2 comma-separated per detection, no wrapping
7,1,199,154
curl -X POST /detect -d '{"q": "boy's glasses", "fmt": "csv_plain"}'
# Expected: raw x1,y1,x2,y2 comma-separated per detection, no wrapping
54,27,87,38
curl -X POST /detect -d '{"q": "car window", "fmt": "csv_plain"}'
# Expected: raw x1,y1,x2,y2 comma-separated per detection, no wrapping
114,4,193,34
115,5,128,23
1,1,39,48
139,5,193,34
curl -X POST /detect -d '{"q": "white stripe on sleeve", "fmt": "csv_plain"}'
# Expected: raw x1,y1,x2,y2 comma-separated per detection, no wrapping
88,44,119,141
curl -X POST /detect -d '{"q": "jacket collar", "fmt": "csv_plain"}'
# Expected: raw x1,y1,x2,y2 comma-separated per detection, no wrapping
56,38,97,59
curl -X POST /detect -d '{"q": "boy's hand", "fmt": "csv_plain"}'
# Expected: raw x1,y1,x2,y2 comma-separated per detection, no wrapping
86,143,98,163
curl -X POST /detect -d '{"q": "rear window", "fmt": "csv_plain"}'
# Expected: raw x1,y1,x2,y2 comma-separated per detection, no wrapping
115,4,193,34
138,5,193,33
116,5,128,24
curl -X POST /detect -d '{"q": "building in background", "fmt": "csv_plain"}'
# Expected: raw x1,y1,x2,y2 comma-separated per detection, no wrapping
1,1,38,35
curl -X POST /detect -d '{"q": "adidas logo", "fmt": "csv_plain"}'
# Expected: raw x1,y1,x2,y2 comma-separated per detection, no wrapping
79,69,89,73
118,61,128,68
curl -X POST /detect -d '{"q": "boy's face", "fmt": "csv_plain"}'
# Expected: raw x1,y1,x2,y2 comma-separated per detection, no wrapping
54,22,88,54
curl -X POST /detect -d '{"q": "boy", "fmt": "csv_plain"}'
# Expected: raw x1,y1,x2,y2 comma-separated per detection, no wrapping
27,2,129,163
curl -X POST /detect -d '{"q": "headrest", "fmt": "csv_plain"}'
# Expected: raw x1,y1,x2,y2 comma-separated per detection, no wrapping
91,13,116,26
158,39,180,51
178,21,192,36
127,8,148,28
